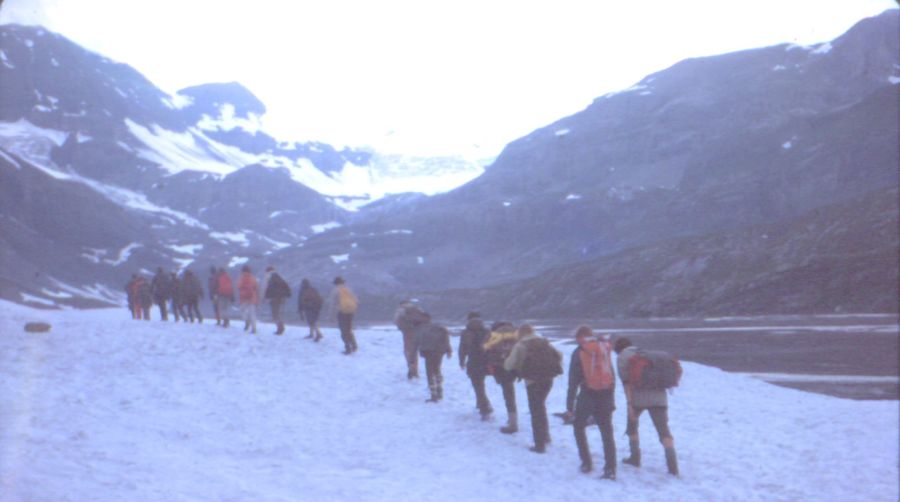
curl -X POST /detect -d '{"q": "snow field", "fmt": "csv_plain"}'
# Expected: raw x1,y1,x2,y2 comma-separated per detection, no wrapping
0,302,897,501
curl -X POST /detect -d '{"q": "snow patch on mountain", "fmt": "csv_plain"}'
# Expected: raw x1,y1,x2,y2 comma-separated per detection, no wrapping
196,104,262,134
106,243,141,266
311,221,342,234
125,119,255,176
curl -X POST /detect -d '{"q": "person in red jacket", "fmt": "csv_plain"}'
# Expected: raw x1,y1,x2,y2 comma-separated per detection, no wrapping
216,267,234,327
237,265,260,334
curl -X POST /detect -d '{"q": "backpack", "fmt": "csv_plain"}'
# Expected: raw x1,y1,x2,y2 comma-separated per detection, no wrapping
397,305,429,332
267,273,291,299
627,350,683,390
337,286,358,314
519,338,563,381
579,341,614,390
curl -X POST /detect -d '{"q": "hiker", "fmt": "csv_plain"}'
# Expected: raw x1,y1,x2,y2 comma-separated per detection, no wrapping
458,311,493,419
208,266,221,325
394,299,430,379
181,270,204,323
564,326,617,479
150,267,171,321
504,324,562,454
413,314,452,402
263,266,291,335
237,265,260,334
216,268,234,327
298,279,324,341
169,272,186,322
132,275,152,320
483,321,520,434
125,274,138,319
614,337,679,476
329,276,358,354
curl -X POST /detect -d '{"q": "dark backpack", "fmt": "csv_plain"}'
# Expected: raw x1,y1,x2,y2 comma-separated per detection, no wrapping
519,338,563,381
267,273,291,299
628,350,683,390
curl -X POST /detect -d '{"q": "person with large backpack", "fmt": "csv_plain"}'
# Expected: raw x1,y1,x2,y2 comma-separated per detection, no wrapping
614,337,680,476
504,324,562,454
329,276,359,354
216,268,234,327
298,279,324,341
150,267,171,321
394,300,430,379
263,266,291,335
458,312,493,420
564,326,617,480
181,270,204,323
483,321,520,434
413,314,452,403
237,265,260,334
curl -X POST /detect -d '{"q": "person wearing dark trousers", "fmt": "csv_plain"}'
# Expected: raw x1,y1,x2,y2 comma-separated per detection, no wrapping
150,267,170,321
169,272,187,322
504,324,560,454
263,266,291,335
298,279,324,341
458,312,493,419
615,337,679,477
329,276,358,354
565,326,617,480
484,322,519,433
208,266,220,325
181,269,204,323
414,319,452,402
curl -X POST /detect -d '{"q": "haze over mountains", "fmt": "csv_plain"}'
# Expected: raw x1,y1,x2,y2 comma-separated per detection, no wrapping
1,10,897,319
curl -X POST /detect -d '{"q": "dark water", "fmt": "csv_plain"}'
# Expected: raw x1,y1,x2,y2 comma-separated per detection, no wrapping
442,314,900,401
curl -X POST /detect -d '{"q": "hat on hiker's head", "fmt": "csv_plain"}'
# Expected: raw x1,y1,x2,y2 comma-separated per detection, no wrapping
467,311,480,320
614,337,633,354
517,324,534,337
333,276,345,285
266,266,275,272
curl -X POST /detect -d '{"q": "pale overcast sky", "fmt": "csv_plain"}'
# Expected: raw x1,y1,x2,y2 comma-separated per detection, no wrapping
0,0,895,157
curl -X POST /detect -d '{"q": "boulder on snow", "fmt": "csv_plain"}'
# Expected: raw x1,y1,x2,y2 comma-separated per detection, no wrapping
24,322,52,333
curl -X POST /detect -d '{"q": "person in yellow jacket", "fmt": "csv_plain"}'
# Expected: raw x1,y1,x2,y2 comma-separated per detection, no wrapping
483,321,520,434
328,276,359,355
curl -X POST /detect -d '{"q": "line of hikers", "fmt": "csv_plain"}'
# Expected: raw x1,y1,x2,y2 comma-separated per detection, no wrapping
125,267,361,354
394,302,681,481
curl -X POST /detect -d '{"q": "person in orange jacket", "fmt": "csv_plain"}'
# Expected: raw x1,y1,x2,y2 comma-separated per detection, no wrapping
216,267,235,327
237,265,260,334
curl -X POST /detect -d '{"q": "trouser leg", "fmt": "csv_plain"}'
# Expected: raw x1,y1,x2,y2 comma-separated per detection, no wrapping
596,410,617,473
470,374,491,414
527,380,552,449
403,330,418,377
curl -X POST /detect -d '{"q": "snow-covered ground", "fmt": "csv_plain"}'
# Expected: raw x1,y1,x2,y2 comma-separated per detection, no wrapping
1,302,897,501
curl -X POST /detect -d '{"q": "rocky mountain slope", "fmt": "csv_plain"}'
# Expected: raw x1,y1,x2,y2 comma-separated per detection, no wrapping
0,10,896,317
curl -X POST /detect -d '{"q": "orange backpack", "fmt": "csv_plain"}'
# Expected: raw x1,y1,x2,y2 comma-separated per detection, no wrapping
578,340,614,390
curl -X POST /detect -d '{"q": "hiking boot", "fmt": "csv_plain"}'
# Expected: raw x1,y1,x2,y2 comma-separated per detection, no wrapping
665,447,679,476
529,445,546,454
314,333,323,342
244,321,250,332
623,440,641,467
500,415,518,434
600,469,616,481
580,463,593,474
342,348,353,355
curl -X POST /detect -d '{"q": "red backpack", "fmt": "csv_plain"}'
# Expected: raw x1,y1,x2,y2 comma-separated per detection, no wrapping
578,340,614,390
